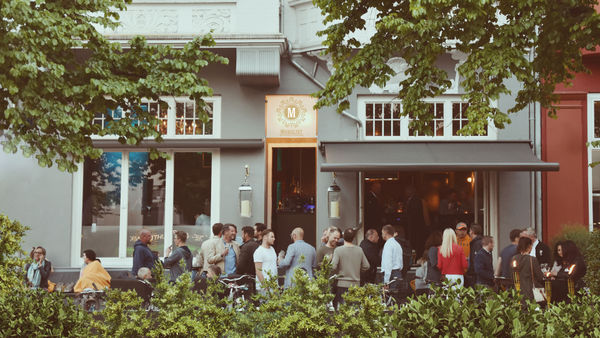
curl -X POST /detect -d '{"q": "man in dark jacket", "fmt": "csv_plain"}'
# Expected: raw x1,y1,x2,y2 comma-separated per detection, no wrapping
466,223,483,287
360,229,380,285
521,227,552,266
163,230,193,282
238,226,260,275
474,236,495,287
132,229,158,276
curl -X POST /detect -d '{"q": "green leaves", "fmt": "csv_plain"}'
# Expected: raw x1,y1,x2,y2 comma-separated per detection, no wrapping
314,0,600,135
0,0,227,172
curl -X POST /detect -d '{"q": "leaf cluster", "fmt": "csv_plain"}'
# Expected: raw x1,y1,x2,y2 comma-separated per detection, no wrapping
313,0,600,136
0,213,29,292
0,0,227,172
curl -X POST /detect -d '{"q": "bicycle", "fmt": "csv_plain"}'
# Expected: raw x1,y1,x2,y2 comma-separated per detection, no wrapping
219,275,253,310
381,277,401,308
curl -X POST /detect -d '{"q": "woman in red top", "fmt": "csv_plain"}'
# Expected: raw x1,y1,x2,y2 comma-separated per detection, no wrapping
437,228,468,288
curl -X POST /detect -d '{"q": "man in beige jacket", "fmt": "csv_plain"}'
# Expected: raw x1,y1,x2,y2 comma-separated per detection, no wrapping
212,224,240,276
197,223,223,276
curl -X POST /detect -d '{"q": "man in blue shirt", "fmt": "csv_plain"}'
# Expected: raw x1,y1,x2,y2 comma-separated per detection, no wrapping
221,224,240,276
381,224,403,290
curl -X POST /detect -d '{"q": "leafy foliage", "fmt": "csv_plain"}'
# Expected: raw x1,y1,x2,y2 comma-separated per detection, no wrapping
0,0,227,172
313,0,600,135
584,230,600,295
0,214,29,292
550,224,593,258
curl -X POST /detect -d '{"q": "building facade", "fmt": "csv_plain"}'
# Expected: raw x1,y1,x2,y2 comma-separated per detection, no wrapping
0,0,557,269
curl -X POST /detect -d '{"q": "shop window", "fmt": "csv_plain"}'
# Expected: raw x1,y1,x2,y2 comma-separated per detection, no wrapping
359,97,493,139
79,150,215,262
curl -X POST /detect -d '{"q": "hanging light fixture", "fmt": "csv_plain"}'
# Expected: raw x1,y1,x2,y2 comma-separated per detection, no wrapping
328,173,341,219
239,165,252,218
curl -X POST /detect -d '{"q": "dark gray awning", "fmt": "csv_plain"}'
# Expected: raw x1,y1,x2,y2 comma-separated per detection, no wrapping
319,141,559,172
93,138,264,149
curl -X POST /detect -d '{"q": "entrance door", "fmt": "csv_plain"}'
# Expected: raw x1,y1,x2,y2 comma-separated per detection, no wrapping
269,147,317,252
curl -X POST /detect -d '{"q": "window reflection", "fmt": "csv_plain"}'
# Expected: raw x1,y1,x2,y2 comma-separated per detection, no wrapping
173,152,212,253
127,152,166,257
81,152,122,257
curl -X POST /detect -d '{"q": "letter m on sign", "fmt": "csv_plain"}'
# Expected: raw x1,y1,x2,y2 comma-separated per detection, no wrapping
287,107,296,119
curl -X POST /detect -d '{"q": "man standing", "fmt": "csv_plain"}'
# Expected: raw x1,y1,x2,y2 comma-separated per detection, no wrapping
216,224,240,276
360,229,380,285
279,227,317,288
238,226,260,275
316,227,341,267
254,223,267,243
521,227,552,266
253,229,278,293
381,225,403,290
132,229,158,276
474,236,495,287
465,223,483,287
331,228,370,307
163,230,193,283
197,223,223,276
496,229,521,279
455,222,471,259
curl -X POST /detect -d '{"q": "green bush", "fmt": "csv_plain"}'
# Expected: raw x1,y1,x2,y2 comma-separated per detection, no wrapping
0,213,29,292
541,292,600,337
0,288,91,336
550,224,592,258
585,230,600,295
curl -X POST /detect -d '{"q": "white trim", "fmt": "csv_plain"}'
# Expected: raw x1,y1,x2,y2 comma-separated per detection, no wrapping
587,94,600,231
164,150,175,257
211,149,221,224
119,152,129,258
357,95,498,140
71,163,84,267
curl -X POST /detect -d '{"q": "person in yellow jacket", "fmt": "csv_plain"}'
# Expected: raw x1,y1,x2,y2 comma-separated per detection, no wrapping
74,249,111,292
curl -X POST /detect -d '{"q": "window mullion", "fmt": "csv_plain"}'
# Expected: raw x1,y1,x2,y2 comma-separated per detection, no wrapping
163,150,175,257
444,101,452,137
400,103,409,137
119,151,129,258
167,98,176,136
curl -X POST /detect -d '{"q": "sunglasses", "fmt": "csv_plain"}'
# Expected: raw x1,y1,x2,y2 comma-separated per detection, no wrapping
34,251,43,254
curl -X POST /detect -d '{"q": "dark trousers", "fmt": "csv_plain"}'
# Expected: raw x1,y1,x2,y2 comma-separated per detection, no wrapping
333,286,349,309
388,269,403,291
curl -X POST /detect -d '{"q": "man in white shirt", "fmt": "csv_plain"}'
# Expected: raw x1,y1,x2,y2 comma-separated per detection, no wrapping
253,229,278,294
381,224,403,290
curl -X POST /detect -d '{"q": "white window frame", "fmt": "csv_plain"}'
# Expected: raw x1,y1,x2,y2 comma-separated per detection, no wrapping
70,148,221,268
92,96,222,139
587,93,600,231
357,95,498,140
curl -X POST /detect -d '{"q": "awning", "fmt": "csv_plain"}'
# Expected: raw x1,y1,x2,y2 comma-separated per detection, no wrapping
319,141,559,172
93,138,264,149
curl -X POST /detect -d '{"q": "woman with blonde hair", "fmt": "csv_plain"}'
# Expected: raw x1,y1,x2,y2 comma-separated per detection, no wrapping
437,228,468,288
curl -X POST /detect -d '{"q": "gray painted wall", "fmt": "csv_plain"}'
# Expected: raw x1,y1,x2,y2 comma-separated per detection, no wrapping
497,171,532,250
0,152,73,267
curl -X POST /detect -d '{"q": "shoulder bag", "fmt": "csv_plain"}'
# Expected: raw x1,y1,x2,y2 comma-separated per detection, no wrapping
530,256,546,303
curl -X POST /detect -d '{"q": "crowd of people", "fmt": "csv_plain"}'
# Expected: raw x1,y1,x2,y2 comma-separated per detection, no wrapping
25,222,589,308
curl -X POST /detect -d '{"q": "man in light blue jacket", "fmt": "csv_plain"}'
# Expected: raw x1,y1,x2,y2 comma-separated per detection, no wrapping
279,227,317,288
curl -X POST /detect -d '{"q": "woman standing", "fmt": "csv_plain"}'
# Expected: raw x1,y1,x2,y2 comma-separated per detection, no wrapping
512,237,544,303
25,246,52,289
437,228,468,288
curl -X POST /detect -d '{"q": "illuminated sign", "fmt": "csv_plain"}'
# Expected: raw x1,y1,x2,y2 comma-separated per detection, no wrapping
266,95,317,138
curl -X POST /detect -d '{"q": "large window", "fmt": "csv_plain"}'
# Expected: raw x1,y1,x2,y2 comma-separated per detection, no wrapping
359,96,496,139
93,97,220,137
77,150,218,266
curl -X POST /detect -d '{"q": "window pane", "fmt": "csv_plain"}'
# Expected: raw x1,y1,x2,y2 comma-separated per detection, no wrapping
453,120,461,136
82,152,122,257
384,120,391,136
375,120,382,136
366,121,373,136
384,104,391,119
452,103,461,119
393,103,401,118
436,120,444,136
185,102,194,118
436,103,443,118
393,120,401,136
204,120,213,135
127,152,166,257
176,102,184,118
366,104,373,119
173,153,212,253
375,103,382,119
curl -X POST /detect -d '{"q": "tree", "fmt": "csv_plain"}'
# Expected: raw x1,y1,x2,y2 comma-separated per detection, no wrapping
313,0,600,135
0,0,228,172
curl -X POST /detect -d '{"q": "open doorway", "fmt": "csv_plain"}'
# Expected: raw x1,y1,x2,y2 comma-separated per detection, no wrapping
270,147,317,252
364,171,484,257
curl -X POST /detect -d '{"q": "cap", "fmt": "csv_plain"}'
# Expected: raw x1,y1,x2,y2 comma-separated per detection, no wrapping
456,222,467,230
